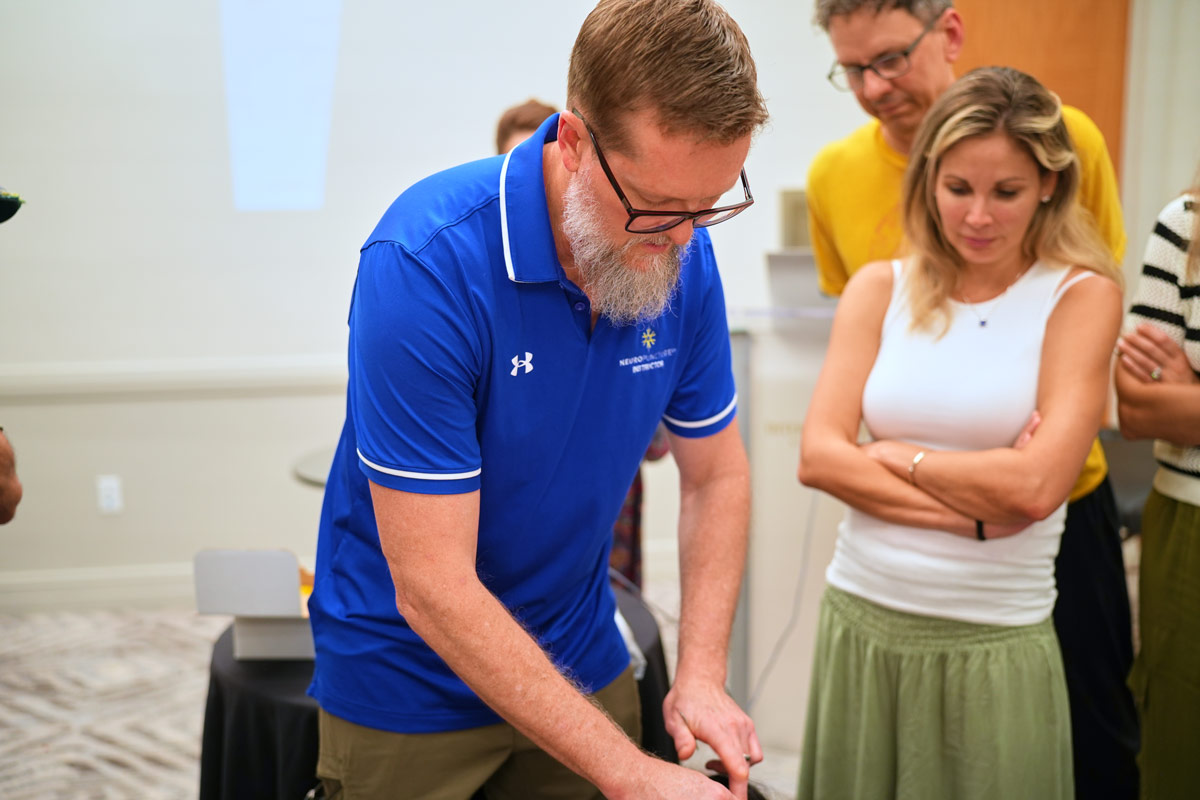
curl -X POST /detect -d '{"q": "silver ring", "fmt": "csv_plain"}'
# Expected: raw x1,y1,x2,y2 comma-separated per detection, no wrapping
1151,366,1163,381
743,753,752,764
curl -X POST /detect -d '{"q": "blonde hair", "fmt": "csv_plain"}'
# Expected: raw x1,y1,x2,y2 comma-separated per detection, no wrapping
901,66,1122,334
567,0,768,154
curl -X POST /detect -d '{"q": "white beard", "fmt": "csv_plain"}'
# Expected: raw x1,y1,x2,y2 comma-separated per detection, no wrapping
561,170,686,326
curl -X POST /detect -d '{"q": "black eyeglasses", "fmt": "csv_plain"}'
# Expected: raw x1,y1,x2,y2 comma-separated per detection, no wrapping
572,110,754,234
827,12,942,92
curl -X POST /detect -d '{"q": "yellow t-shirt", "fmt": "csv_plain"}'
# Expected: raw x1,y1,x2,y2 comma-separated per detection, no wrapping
806,106,1126,501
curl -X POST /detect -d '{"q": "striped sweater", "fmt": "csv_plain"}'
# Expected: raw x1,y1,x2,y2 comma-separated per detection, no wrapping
1125,193,1200,503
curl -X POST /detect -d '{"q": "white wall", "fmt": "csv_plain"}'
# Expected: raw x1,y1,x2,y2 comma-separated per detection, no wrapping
0,0,858,608
0,0,860,370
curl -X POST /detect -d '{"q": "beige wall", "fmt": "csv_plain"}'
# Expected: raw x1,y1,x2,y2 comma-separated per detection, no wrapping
0,361,344,610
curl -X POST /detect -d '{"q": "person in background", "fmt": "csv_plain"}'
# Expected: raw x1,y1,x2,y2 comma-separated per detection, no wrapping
496,98,560,156
797,66,1124,798
805,2,1138,794
307,1,769,798
0,428,21,525
1115,169,1200,797
0,187,24,525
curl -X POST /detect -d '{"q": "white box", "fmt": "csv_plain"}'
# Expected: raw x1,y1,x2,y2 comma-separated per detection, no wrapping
194,549,314,660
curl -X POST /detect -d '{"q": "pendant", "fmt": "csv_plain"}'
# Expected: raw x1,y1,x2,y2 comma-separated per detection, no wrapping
979,320,987,327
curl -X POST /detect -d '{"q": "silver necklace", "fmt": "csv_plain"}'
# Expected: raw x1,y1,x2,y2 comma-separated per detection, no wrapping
958,268,1027,328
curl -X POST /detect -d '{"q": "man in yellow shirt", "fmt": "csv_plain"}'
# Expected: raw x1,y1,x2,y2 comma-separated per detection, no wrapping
806,2,1138,797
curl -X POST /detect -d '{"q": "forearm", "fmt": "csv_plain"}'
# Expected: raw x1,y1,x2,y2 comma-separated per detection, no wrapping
908,447,1062,524
675,467,748,685
397,573,645,796
800,437,975,535
1117,375,1200,445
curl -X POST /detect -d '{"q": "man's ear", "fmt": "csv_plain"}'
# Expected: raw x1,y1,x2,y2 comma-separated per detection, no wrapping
941,9,966,64
556,111,587,174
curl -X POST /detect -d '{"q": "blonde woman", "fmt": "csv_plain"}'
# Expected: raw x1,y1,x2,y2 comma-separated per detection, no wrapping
797,66,1124,799
1115,171,1200,796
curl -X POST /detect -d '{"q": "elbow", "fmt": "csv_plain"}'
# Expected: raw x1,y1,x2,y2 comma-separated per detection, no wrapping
1017,497,1060,523
1116,402,1149,441
393,583,421,623
390,569,439,626
1012,476,1068,522
796,443,828,490
796,459,817,489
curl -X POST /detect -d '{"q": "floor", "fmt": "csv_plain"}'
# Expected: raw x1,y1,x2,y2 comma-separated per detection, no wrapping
0,609,228,799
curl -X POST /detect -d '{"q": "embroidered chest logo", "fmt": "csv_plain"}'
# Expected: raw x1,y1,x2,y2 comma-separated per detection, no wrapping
618,328,677,375
510,352,533,376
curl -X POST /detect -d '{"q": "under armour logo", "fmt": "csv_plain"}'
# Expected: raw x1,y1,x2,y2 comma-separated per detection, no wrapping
510,352,533,376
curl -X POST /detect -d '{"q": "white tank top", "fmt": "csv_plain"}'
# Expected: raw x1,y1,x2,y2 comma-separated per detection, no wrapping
825,259,1091,626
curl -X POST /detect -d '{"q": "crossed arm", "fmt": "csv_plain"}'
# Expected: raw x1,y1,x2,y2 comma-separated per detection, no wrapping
1115,322,1200,445
798,261,1123,536
371,419,756,800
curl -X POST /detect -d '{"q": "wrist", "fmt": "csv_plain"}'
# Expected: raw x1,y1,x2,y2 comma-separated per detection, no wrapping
672,657,727,689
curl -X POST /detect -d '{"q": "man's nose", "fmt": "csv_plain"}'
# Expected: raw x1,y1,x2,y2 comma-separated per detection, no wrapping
859,68,892,101
664,219,695,247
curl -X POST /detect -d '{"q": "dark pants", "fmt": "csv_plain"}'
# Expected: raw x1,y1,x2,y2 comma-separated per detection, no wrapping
1053,477,1140,799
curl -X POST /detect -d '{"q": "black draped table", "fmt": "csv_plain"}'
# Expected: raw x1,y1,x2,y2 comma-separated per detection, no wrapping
199,626,321,800
199,585,675,799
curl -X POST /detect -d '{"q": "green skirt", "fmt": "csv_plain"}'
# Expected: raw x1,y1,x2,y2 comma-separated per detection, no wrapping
1129,488,1200,798
799,585,1073,800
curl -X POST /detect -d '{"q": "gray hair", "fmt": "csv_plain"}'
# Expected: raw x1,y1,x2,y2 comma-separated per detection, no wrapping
814,0,952,31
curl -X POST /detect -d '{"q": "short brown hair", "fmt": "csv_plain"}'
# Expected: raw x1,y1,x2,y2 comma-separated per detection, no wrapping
567,0,768,154
814,0,951,31
902,66,1121,333
495,99,559,155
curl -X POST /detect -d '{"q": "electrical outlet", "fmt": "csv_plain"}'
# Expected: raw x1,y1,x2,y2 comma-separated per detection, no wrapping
96,474,124,514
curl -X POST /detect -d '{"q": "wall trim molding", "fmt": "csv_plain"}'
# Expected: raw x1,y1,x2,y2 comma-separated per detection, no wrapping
0,561,199,611
0,354,347,403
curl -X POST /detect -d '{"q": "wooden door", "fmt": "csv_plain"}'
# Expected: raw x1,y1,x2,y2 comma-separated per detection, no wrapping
955,0,1130,175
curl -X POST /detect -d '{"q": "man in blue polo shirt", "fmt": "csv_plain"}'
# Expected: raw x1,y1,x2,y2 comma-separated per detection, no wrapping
308,1,768,798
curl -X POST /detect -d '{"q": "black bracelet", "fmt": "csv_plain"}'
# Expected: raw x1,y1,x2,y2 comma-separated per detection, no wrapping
975,520,985,541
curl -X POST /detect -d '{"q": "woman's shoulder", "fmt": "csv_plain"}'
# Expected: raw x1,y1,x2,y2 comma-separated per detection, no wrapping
836,259,898,322
1045,262,1123,316
846,259,898,293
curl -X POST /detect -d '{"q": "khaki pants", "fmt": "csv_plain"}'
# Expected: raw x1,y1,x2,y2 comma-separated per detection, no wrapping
317,666,641,800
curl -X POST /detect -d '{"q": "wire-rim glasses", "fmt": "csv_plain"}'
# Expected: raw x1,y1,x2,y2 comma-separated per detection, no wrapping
827,12,943,92
572,110,754,234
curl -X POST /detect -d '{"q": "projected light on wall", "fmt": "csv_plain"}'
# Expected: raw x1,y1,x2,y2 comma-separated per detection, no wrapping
220,0,342,211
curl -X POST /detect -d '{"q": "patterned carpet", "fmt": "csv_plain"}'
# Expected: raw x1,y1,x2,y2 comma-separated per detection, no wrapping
0,609,230,799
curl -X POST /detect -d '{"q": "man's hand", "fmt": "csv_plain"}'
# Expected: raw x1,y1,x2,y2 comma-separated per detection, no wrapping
663,678,761,800
609,755,739,800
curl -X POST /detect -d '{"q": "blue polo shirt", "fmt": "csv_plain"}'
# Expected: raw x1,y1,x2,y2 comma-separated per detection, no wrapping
308,113,738,733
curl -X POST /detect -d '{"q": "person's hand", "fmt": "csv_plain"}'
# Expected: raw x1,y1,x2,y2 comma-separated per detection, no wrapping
1012,410,1041,449
605,754,737,800
663,678,761,800
1117,324,1197,385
